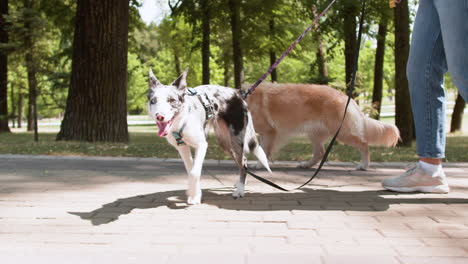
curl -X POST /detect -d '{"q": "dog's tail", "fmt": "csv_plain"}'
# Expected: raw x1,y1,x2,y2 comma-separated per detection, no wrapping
245,113,272,173
364,117,400,147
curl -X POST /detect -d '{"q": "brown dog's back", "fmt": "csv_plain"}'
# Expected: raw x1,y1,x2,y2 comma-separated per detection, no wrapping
245,82,399,170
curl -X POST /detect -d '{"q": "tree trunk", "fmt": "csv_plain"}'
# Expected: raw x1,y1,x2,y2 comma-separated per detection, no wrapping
10,82,14,128
315,33,329,84
371,20,388,120
342,4,357,91
269,19,277,82
0,0,10,132
450,92,466,133
23,0,38,140
223,56,230,87
25,51,38,140
228,0,243,89
312,5,328,84
17,91,23,128
201,0,210,84
394,1,413,146
174,50,181,76
57,0,130,142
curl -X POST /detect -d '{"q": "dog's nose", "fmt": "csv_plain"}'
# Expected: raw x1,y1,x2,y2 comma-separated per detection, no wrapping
156,114,164,122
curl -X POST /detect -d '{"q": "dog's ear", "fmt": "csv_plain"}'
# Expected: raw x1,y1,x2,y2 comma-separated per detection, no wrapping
172,68,189,90
148,68,161,88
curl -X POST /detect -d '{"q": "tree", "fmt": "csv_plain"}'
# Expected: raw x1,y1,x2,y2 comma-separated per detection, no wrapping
57,0,130,142
200,0,211,84
450,92,466,133
228,0,243,89
341,1,358,90
268,19,278,82
393,1,413,146
23,0,39,140
371,17,388,120
0,0,9,132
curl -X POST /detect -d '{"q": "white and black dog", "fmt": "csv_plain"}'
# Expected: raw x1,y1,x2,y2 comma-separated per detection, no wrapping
147,69,271,205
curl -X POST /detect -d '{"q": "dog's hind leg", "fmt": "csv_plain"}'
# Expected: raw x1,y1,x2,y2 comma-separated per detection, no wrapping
254,131,276,169
229,132,249,198
232,150,248,198
354,142,370,171
299,133,327,169
338,134,370,171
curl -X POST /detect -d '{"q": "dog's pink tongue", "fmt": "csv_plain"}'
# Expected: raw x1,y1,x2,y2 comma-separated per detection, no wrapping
156,122,169,137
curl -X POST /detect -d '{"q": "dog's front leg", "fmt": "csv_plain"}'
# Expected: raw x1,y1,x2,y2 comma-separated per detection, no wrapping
186,141,207,205
177,145,193,174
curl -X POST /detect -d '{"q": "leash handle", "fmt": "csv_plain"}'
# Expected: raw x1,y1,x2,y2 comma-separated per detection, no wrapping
243,0,337,99
245,0,367,191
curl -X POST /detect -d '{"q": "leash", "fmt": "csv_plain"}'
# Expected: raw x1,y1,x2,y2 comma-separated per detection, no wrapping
245,0,368,191
241,0,337,99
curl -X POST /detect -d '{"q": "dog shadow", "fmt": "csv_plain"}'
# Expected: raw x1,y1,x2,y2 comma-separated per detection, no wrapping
69,188,468,226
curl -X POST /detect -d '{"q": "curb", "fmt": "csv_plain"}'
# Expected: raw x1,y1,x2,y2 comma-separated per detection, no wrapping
1,154,467,168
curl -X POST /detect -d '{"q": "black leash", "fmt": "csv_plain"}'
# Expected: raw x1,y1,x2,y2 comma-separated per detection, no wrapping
245,0,368,191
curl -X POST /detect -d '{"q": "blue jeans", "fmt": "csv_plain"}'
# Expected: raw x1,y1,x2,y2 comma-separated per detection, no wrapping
407,0,468,159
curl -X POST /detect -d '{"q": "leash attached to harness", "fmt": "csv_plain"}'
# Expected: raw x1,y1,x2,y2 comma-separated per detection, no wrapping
245,0,368,191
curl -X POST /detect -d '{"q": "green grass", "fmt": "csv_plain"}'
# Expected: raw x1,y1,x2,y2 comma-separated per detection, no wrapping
1,125,467,162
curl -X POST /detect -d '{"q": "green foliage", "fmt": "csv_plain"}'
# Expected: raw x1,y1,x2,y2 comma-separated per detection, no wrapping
4,0,462,132
127,52,148,114
1,128,467,162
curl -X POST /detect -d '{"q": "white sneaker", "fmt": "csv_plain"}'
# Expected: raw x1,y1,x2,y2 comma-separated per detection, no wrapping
382,163,450,193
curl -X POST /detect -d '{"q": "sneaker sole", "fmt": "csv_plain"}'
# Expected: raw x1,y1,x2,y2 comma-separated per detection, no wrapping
384,185,450,193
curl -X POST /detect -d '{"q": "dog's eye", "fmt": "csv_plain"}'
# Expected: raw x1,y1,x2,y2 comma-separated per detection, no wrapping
150,98,157,105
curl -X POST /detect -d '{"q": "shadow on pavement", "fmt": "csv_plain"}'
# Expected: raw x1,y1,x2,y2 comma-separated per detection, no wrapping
69,188,468,226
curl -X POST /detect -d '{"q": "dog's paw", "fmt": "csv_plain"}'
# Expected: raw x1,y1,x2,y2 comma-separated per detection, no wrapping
187,196,201,205
232,182,245,198
186,188,202,205
355,164,368,171
298,161,313,169
252,161,266,170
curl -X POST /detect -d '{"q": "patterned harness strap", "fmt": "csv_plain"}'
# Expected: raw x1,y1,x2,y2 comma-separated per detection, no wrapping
173,88,215,146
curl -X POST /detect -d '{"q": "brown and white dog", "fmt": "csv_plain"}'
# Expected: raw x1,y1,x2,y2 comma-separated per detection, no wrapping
245,82,400,170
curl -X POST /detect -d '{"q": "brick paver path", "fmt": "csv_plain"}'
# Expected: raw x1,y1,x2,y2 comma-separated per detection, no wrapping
0,155,467,264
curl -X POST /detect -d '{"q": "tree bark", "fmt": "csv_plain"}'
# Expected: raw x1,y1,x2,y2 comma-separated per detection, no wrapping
10,81,14,128
315,33,329,84
223,56,230,87
228,0,243,89
57,0,129,142
342,4,357,90
371,20,388,120
394,2,414,146
17,91,23,128
269,19,277,82
0,0,10,132
450,92,466,133
201,0,210,84
23,0,38,140
174,50,181,76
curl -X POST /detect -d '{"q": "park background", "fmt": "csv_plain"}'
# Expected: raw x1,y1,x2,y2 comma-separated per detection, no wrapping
0,0,466,161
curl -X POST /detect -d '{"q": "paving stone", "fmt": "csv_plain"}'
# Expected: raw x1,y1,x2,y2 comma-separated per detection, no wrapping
1,156,467,262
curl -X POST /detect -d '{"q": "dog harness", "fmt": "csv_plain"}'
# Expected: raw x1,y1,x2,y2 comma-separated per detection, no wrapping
187,88,215,120
172,88,215,146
